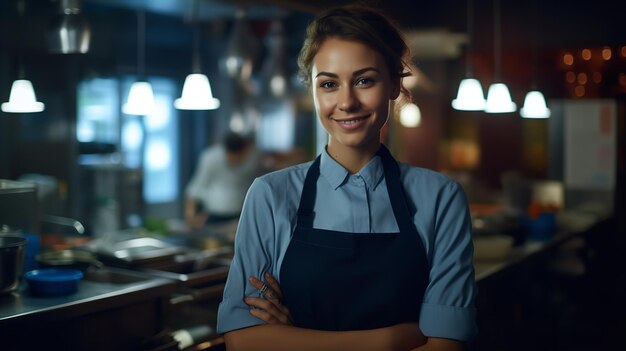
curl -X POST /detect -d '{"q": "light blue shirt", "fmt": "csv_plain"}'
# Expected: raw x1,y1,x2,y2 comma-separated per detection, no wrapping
217,147,478,341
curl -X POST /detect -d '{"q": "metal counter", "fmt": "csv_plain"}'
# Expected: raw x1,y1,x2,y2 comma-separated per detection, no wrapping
0,267,178,350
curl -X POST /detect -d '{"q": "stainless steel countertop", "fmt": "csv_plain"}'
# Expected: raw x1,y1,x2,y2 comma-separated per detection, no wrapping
0,266,177,326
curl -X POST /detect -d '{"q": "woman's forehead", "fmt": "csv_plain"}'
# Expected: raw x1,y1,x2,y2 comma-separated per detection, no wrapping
311,38,388,77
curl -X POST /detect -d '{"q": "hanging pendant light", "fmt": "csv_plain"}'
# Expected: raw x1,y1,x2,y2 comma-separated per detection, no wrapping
221,8,260,82
260,20,289,98
123,81,154,115
520,90,550,118
452,0,485,111
175,0,219,110
46,0,91,54
2,79,45,113
2,1,44,113
175,74,220,110
485,0,516,114
452,78,486,111
123,10,154,116
520,0,550,119
485,83,516,113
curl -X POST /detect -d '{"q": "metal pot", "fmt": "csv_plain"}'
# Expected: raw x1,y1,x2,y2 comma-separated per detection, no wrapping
0,236,27,293
37,249,103,271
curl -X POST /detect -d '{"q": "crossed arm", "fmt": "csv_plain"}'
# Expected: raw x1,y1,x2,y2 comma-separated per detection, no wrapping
223,273,464,351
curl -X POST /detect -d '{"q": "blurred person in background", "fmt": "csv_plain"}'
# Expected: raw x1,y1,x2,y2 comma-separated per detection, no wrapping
184,132,262,228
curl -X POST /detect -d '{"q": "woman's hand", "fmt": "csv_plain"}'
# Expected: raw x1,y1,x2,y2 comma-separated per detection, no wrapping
245,272,293,325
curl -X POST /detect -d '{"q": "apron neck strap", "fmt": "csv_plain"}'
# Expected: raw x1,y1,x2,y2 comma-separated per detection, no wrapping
296,145,414,231
297,156,321,227
378,145,415,233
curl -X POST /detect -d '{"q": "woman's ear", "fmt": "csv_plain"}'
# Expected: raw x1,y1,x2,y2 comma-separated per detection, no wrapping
390,78,401,100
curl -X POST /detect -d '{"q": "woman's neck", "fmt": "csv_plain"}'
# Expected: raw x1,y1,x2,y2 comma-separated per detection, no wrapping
326,142,381,174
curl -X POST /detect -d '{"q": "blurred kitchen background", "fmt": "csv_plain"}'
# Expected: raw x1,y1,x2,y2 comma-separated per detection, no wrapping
0,0,625,350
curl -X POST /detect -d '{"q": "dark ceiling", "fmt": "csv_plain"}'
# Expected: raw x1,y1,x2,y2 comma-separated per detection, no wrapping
81,0,626,50
2,0,625,52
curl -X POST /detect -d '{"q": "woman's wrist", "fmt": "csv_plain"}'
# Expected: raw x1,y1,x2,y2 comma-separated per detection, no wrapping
383,323,425,350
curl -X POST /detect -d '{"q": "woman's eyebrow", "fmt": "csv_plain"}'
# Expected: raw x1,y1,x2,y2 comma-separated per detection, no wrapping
315,67,381,79
352,67,380,76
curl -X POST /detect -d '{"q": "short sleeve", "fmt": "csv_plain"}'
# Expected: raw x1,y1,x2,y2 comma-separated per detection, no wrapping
217,178,276,334
419,181,478,341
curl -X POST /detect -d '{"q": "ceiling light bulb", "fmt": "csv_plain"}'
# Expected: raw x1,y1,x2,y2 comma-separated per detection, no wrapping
485,83,517,113
123,81,154,115
452,78,486,111
520,90,550,118
1,79,45,113
175,74,220,110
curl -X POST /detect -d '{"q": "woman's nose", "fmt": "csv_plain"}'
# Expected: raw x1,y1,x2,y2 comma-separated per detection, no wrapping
338,87,360,112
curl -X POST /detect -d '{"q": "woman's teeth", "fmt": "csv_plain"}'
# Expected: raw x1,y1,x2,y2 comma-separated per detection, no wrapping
338,117,363,125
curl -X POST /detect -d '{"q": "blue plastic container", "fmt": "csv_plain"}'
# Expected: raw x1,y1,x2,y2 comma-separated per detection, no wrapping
25,268,83,296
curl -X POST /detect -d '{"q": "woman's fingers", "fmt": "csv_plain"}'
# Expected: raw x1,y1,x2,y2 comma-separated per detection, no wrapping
264,272,283,299
247,274,293,325
245,297,292,324
249,275,281,301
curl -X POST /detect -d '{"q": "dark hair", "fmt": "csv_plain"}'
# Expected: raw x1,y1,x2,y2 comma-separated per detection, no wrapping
223,132,247,153
297,4,412,101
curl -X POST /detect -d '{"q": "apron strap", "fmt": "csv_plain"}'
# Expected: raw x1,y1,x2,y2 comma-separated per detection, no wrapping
297,145,416,233
377,145,416,234
296,156,321,228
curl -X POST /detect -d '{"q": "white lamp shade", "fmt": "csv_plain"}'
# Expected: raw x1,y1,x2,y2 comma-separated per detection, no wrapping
451,78,486,111
399,103,422,128
123,81,155,115
520,90,551,118
1,79,45,113
174,74,220,110
485,83,517,113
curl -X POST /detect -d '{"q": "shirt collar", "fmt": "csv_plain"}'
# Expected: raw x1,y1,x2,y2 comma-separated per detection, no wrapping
320,147,385,191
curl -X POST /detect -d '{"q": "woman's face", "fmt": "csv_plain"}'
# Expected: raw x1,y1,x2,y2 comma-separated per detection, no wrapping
311,38,399,154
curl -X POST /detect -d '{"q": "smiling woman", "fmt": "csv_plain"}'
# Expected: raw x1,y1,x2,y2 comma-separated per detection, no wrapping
217,4,477,351
311,38,400,172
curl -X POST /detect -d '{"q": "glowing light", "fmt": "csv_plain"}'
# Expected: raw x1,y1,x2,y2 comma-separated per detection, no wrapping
581,49,592,61
574,85,585,97
451,78,486,111
565,71,576,84
174,74,220,110
270,76,286,97
563,53,574,66
146,139,170,170
399,103,422,127
621,46,626,58
1,79,45,113
520,90,550,119
122,119,143,150
123,81,154,115
602,47,612,60
577,73,588,85
485,83,517,113
619,73,626,86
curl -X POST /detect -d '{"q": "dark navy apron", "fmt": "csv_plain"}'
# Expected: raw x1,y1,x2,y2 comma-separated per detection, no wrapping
280,145,429,331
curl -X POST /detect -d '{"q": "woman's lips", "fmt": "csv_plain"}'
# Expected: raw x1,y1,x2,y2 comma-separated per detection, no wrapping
332,115,369,130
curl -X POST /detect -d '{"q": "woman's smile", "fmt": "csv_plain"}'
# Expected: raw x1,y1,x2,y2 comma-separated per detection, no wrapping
332,114,371,130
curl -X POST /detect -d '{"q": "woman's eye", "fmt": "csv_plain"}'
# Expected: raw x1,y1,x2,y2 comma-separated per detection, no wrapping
320,81,337,89
356,78,374,86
